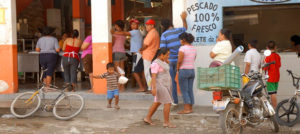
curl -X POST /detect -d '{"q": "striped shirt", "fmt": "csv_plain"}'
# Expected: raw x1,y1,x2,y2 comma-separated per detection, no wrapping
179,45,196,69
160,27,186,62
97,72,120,90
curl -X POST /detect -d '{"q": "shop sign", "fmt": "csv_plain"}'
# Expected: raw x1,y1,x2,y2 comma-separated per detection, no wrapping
250,0,290,3
0,8,5,24
186,0,222,45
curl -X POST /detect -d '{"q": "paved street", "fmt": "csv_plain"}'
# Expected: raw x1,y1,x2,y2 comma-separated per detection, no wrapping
0,100,296,134
0,115,295,134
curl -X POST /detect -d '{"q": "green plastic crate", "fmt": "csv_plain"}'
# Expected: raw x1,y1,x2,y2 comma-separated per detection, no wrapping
197,65,241,91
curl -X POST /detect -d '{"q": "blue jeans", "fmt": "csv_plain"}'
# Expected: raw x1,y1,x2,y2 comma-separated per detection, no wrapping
178,69,195,105
169,61,178,104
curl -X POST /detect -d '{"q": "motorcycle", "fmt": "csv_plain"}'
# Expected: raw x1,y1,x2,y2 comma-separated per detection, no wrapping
213,51,279,134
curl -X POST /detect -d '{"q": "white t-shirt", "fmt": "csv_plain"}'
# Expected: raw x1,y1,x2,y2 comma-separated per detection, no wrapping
212,40,232,63
244,48,261,73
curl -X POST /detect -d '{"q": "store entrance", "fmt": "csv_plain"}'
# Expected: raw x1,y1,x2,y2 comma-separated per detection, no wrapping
16,0,174,93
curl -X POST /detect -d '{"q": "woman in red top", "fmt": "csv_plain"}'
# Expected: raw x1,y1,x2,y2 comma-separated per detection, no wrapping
264,41,281,108
62,30,82,91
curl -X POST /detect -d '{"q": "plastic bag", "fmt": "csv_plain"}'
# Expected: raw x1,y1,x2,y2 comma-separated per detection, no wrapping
118,76,128,84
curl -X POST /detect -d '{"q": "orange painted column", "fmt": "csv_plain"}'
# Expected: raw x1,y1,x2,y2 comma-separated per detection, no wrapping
91,0,112,94
111,0,124,22
72,0,86,41
72,0,85,18
0,0,18,94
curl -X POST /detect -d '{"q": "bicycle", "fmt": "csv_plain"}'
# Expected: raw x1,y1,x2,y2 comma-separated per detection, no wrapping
10,68,85,120
275,70,300,127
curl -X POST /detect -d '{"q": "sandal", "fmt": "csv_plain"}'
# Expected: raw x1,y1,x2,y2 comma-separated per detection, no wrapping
177,110,193,114
145,90,152,94
107,104,112,108
143,118,155,125
163,123,176,128
135,89,147,92
86,89,93,93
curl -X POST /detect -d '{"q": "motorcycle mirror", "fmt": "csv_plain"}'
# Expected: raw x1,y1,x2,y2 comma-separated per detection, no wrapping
264,50,271,56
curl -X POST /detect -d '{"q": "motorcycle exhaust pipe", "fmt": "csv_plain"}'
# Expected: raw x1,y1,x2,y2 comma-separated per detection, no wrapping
262,98,276,116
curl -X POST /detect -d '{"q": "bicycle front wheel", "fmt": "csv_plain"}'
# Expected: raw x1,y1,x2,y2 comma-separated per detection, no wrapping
275,98,300,127
10,92,41,118
53,94,84,120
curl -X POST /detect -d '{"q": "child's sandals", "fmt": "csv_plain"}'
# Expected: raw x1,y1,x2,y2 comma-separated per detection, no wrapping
107,104,112,108
115,105,120,109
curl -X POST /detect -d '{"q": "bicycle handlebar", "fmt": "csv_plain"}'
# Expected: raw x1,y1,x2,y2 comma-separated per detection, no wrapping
286,70,300,89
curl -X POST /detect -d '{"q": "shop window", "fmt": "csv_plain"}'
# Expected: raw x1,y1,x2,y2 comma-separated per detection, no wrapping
224,4,300,51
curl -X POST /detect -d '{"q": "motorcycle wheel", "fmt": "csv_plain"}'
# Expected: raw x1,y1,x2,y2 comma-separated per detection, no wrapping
219,103,243,134
275,98,300,127
269,117,279,133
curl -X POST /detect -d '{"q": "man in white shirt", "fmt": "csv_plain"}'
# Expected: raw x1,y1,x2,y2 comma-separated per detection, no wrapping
244,40,261,74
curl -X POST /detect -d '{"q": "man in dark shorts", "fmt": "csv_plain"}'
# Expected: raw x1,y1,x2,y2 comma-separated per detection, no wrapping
132,53,146,92
129,20,146,92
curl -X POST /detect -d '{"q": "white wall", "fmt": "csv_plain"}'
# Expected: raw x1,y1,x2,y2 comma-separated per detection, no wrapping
193,46,214,106
0,0,17,45
91,0,112,43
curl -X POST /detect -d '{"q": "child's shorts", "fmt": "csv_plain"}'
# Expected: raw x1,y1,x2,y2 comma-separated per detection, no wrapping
107,89,119,99
267,82,278,95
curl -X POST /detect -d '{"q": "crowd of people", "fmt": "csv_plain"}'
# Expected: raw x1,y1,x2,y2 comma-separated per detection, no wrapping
35,10,300,128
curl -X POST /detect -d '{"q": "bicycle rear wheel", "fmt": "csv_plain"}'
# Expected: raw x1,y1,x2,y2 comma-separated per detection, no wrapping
53,94,84,120
10,92,41,118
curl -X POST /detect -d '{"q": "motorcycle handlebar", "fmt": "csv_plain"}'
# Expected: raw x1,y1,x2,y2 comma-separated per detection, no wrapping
262,61,275,68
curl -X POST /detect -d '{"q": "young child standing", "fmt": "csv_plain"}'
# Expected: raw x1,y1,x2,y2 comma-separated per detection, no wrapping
264,41,281,108
144,48,176,128
94,63,121,109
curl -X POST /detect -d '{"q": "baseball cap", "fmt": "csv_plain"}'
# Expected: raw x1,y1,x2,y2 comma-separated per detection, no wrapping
145,19,155,25
130,19,139,24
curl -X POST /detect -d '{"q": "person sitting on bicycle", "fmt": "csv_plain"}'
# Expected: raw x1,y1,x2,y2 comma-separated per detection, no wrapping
263,41,281,108
93,63,122,109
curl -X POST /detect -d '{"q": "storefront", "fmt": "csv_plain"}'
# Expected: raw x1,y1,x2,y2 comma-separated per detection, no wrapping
182,0,300,105
1,0,300,106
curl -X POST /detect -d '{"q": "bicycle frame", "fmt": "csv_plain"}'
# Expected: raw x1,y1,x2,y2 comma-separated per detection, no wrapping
286,70,300,104
24,86,67,110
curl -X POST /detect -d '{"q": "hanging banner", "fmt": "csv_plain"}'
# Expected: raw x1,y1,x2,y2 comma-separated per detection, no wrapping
186,0,222,46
